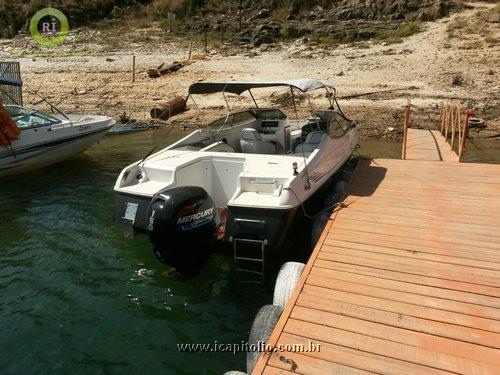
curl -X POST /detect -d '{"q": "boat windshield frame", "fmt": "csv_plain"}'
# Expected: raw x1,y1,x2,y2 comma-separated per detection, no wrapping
187,80,337,134
5,105,62,129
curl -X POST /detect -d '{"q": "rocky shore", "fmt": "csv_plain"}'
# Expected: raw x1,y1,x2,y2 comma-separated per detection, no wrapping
0,2,498,139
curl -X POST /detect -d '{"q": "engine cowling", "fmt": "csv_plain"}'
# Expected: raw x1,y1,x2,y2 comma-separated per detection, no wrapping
147,186,220,270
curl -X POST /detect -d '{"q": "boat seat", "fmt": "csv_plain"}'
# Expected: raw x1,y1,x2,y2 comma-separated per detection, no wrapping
240,128,276,155
295,131,326,155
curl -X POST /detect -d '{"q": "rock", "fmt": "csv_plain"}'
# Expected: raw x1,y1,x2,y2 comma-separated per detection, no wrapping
251,23,281,47
468,118,486,129
259,43,270,52
257,9,270,18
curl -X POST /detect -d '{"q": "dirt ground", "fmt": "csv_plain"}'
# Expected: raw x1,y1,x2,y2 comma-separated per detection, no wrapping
0,2,498,139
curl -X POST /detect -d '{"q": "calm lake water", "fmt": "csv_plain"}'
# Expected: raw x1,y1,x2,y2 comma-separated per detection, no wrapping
0,129,266,374
0,129,498,374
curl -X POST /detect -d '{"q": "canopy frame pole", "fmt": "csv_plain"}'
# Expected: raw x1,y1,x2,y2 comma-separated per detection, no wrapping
222,85,231,112
324,86,335,109
189,94,214,132
291,86,311,190
248,89,259,108
305,92,321,131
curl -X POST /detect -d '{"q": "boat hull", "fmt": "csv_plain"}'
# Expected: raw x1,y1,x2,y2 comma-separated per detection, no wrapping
0,122,113,176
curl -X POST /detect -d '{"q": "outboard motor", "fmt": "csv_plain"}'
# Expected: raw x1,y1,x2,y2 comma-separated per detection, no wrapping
147,186,220,270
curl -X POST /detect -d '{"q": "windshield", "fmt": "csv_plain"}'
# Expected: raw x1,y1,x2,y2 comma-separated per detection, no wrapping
206,110,255,130
5,105,61,129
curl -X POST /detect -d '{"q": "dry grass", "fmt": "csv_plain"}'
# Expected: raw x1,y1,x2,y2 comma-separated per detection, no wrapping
484,36,499,46
379,21,423,44
447,16,469,31
451,72,465,86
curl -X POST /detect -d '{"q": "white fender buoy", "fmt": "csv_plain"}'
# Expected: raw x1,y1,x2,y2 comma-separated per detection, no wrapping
247,304,283,373
273,262,306,308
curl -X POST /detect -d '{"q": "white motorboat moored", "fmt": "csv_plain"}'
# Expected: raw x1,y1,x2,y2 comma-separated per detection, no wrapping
113,79,359,275
0,77,115,176
0,105,115,176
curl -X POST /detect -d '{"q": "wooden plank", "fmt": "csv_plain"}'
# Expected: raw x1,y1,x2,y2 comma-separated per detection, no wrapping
284,319,498,373
323,237,500,271
296,293,500,349
317,250,500,289
306,272,500,321
267,350,369,375
342,189,500,206
350,184,500,201
329,228,500,264
302,284,500,333
346,184,500,201
329,213,500,244
274,333,451,375
314,258,500,298
262,366,296,375
320,245,500,287
337,200,497,225
346,185,500,200
356,166,500,179
310,266,500,308
330,219,500,250
291,305,500,365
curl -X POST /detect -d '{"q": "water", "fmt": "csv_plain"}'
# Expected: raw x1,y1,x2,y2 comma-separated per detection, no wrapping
1,130,498,374
0,129,266,374
358,137,500,163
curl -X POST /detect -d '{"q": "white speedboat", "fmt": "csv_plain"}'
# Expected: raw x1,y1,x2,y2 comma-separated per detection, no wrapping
113,79,359,274
1,76,115,176
0,105,115,176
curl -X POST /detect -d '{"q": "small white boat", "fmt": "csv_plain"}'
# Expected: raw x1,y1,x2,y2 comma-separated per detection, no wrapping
113,79,359,274
0,105,115,176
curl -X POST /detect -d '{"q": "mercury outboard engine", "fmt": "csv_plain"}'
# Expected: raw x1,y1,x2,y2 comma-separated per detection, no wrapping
147,186,220,270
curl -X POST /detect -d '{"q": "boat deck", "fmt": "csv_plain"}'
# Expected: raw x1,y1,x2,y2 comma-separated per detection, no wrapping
253,129,500,374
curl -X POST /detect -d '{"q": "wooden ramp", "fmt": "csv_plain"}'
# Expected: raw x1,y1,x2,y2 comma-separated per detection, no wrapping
254,134,500,374
405,128,457,162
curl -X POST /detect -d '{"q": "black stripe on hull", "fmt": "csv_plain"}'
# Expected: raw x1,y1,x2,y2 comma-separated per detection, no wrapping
0,127,109,161
0,127,110,170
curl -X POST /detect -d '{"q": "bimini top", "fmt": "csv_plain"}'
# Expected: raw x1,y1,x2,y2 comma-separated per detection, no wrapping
0,77,23,87
188,78,334,95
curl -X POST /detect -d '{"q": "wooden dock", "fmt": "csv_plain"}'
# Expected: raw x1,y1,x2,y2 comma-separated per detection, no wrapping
253,129,500,374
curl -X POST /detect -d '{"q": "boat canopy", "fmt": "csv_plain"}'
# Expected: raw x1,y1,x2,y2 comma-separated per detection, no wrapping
0,77,23,87
188,78,334,95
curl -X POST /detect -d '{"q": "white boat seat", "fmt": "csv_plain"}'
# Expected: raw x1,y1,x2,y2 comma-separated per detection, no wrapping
240,128,276,154
295,131,326,155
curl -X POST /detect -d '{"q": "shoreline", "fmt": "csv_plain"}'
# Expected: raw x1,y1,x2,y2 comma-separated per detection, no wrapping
1,3,498,140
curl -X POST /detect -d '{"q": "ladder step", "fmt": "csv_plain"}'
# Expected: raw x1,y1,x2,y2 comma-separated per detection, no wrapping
235,256,264,263
233,237,267,284
235,268,264,275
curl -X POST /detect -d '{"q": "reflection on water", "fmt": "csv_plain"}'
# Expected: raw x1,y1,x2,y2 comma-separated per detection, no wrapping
0,128,498,373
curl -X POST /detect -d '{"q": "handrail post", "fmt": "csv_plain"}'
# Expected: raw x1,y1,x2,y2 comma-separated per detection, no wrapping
401,99,411,160
444,104,451,142
450,105,456,150
439,101,445,134
458,109,473,162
